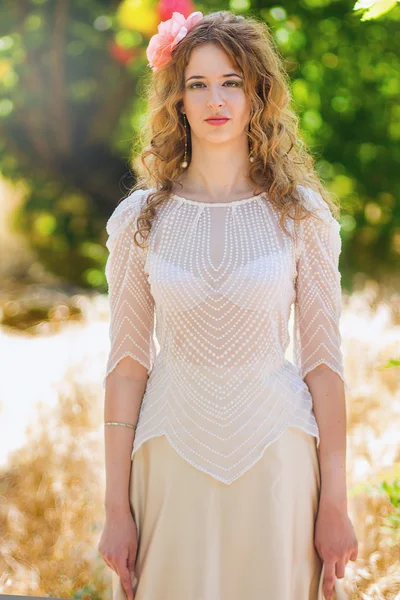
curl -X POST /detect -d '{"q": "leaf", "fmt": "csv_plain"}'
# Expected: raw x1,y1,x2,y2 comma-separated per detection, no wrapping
359,0,399,21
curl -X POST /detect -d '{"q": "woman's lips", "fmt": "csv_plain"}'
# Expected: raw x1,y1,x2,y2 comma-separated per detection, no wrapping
206,118,230,126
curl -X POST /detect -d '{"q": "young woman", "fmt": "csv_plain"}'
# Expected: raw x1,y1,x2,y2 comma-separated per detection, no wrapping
98,10,358,600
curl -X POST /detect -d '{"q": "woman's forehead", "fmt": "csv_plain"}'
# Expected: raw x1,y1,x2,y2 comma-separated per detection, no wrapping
185,53,244,82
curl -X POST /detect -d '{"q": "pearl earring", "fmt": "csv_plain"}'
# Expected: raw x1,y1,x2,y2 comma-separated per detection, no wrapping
180,112,189,169
249,146,255,163
248,115,255,162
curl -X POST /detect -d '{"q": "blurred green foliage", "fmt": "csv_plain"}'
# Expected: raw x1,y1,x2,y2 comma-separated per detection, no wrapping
377,479,400,530
0,0,399,289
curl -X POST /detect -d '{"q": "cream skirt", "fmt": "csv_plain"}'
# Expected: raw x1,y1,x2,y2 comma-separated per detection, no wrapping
112,425,347,600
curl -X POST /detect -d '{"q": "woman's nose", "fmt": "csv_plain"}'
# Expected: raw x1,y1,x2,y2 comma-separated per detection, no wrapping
207,87,225,108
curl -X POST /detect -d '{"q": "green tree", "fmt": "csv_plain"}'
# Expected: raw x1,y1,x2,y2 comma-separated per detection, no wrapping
0,0,399,288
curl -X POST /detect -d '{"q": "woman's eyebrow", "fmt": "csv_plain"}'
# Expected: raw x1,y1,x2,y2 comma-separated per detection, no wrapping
185,73,243,82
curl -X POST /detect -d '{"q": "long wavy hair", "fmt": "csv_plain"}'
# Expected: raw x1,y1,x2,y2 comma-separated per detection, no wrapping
128,10,340,248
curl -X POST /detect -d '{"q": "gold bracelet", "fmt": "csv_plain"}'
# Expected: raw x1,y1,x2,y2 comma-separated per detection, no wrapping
104,421,137,430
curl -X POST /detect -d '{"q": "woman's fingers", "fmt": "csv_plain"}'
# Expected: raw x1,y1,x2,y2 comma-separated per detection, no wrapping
349,542,358,561
335,558,346,579
97,512,139,597
323,561,336,600
116,561,135,600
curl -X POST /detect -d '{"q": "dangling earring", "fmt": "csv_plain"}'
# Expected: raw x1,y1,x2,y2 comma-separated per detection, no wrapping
180,112,189,169
249,139,255,163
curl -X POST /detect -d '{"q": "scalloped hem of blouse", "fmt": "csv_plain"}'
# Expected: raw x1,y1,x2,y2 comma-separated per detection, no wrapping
301,361,351,393
129,421,321,486
103,352,153,388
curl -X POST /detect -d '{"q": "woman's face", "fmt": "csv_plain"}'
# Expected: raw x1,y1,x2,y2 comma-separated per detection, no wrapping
180,43,251,146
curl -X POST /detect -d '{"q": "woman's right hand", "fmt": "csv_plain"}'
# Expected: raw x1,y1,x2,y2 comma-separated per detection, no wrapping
98,511,138,600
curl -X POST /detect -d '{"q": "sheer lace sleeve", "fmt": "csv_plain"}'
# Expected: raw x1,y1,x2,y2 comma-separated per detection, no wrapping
293,185,348,391
103,190,156,388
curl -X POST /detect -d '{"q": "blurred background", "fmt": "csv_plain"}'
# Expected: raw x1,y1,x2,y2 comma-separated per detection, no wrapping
0,0,399,599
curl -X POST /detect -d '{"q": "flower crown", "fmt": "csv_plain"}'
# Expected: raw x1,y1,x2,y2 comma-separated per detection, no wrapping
146,11,204,72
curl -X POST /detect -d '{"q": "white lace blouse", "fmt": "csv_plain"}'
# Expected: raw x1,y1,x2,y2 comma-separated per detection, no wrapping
103,185,347,484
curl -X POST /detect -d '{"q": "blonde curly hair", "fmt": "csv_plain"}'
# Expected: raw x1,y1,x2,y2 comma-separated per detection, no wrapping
127,10,340,248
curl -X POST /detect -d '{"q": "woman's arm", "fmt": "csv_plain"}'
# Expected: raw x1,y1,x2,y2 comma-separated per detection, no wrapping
293,185,357,600
98,191,156,596
293,186,349,506
104,360,149,515
102,190,156,515
305,365,357,600
304,365,347,510
101,363,148,600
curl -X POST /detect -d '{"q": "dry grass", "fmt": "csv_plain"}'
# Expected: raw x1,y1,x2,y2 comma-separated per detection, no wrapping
339,284,400,600
0,366,111,599
0,284,399,600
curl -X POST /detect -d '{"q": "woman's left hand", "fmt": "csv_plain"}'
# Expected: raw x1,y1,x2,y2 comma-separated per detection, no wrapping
314,499,358,600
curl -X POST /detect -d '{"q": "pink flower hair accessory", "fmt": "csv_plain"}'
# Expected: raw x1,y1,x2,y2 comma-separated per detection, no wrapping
146,11,203,72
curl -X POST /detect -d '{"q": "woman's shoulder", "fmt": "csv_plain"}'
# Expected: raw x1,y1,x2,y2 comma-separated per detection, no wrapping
296,184,328,211
106,188,154,239
295,184,338,227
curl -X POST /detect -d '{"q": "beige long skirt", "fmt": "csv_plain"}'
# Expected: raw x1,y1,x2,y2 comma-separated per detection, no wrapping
112,425,346,600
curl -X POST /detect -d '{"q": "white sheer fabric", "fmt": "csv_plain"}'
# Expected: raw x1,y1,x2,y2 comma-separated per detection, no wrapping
104,197,156,379
104,185,347,485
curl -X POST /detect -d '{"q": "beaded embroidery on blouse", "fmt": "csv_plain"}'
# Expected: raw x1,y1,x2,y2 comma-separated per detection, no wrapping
103,185,347,484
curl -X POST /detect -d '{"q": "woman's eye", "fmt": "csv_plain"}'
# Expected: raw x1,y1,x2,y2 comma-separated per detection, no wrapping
188,81,241,89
